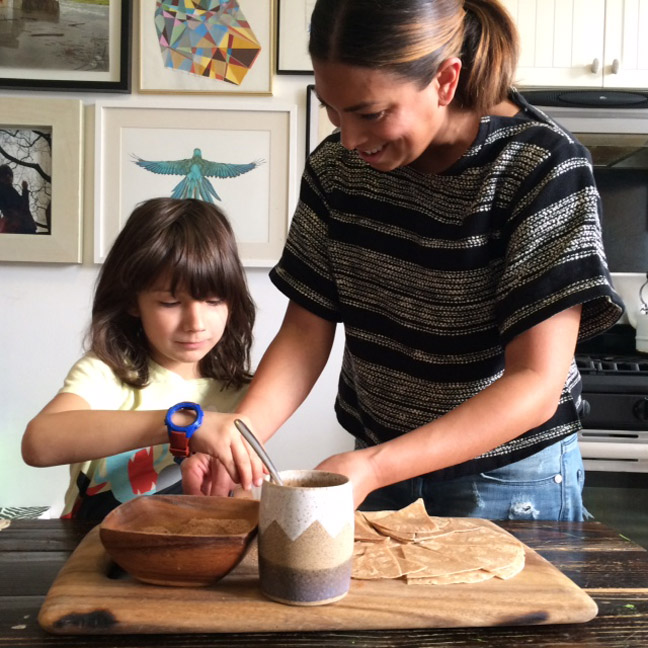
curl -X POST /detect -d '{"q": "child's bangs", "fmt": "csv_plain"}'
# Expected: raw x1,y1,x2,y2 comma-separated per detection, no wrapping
166,241,231,301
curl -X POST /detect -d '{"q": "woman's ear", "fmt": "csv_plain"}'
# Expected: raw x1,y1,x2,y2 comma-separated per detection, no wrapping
435,57,462,106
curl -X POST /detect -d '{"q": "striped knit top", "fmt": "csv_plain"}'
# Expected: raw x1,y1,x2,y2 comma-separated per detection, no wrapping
270,93,623,480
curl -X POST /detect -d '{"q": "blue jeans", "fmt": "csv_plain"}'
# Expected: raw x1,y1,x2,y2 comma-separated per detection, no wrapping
359,433,589,521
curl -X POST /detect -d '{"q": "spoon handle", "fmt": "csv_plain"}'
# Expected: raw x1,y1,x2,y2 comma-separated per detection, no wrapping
234,419,284,485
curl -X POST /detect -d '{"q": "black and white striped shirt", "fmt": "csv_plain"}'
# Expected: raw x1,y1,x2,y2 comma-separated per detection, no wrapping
270,94,623,480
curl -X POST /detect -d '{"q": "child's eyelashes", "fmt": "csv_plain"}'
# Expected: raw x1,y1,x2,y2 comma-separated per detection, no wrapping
360,111,385,121
158,298,223,307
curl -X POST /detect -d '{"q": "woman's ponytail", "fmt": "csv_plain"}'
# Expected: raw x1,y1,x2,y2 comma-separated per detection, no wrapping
455,0,520,111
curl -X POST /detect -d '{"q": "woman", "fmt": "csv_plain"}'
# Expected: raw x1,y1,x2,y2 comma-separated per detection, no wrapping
184,0,623,520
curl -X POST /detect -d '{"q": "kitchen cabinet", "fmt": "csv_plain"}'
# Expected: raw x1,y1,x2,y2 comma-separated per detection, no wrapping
501,0,648,89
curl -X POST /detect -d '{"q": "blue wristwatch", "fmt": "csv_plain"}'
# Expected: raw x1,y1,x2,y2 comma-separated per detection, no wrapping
165,402,204,458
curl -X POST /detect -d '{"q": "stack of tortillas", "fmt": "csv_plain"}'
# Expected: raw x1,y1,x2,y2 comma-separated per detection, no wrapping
353,498,525,585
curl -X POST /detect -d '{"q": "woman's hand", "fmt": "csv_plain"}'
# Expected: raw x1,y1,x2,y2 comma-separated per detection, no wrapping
315,448,381,509
187,413,266,492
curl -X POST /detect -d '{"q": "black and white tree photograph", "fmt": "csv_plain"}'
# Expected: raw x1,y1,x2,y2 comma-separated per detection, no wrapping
0,125,52,235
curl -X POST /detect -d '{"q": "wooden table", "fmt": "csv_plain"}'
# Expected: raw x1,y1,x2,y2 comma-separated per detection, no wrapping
1,519,647,647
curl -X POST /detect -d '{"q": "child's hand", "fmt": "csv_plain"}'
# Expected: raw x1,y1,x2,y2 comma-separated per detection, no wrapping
189,413,266,491
181,452,236,496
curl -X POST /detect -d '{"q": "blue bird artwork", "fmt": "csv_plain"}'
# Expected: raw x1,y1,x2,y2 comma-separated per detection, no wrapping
131,148,264,204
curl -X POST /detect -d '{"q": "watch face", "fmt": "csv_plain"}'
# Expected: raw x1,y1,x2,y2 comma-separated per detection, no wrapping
165,402,204,436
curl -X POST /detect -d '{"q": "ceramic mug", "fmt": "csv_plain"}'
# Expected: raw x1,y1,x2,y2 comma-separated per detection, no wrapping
258,469,354,606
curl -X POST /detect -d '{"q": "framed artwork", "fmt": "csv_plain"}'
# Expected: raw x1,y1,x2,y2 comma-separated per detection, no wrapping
94,102,297,266
0,0,131,93
306,84,337,157
277,0,315,74
139,0,273,95
0,97,83,263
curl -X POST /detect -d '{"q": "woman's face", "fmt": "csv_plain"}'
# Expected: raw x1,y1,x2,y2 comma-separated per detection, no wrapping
313,60,451,172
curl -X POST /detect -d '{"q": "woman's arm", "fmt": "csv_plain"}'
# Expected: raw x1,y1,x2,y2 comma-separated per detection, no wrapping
182,300,337,495
317,304,582,507
239,300,337,441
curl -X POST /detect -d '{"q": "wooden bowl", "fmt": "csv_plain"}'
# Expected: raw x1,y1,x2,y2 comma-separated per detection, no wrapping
99,495,259,586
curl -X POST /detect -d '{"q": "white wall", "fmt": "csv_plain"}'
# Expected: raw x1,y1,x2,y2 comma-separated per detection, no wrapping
0,52,352,515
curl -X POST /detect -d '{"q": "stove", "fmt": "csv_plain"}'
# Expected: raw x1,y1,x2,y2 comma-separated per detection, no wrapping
575,324,648,474
575,324,648,550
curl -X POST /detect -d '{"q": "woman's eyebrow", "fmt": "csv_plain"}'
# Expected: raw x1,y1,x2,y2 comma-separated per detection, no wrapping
315,90,379,113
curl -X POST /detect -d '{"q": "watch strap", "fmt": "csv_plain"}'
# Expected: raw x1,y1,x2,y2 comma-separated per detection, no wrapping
168,429,192,458
165,402,204,458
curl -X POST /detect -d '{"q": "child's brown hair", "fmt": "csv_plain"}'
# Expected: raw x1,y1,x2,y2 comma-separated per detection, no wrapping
90,197,255,388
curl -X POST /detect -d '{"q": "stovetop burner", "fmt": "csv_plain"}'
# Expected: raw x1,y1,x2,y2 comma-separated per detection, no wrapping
576,356,648,376
575,324,648,393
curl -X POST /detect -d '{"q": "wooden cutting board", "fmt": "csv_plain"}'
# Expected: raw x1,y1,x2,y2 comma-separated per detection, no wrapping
38,522,597,634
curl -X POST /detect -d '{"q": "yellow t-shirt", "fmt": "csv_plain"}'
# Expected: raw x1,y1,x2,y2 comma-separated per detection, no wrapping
58,353,247,519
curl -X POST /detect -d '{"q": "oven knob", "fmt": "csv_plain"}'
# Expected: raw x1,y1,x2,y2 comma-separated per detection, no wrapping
633,397,648,423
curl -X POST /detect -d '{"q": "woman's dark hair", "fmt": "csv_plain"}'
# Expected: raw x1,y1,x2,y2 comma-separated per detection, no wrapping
309,0,519,113
89,197,255,389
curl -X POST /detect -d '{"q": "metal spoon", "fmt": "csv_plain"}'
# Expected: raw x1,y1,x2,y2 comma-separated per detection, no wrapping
234,419,284,485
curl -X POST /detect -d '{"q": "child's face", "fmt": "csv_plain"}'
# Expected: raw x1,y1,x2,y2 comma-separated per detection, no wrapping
133,280,229,380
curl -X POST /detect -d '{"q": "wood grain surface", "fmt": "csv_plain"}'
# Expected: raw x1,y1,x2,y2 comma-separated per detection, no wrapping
37,520,598,635
3,519,648,647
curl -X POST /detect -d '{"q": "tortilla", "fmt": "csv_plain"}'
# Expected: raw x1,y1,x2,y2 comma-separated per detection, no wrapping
364,498,450,542
399,543,476,577
352,498,526,585
353,543,405,580
407,569,495,585
354,511,388,542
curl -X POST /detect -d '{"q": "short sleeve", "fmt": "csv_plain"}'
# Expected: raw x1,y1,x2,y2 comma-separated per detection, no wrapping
270,147,342,321
58,354,134,410
494,137,623,344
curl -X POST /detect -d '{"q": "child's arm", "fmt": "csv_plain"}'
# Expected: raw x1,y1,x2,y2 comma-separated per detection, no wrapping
22,393,265,490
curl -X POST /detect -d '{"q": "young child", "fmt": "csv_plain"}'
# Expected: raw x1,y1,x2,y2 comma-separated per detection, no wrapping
22,197,265,520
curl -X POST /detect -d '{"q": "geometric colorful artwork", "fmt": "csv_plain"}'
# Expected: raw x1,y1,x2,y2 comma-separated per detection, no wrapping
154,0,262,85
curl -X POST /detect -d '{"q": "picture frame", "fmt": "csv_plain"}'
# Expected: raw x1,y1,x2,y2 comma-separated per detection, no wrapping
306,84,337,157
139,0,273,95
276,0,315,74
0,0,132,93
94,102,297,266
0,97,83,263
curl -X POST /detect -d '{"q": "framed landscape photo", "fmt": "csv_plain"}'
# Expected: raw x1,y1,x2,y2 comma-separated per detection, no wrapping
306,84,337,157
0,97,83,263
277,0,315,74
139,0,273,95
94,102,297,266
0,0,132,93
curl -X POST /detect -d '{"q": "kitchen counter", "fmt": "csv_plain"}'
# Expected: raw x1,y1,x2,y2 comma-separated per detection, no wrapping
1,519,647,647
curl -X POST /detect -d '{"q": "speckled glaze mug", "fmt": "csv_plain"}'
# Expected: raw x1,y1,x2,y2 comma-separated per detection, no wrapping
258,469,354,606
